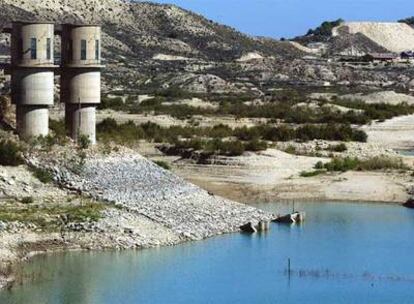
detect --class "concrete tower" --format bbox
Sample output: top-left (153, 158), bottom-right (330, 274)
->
top-left (60, 24), bottom-right (102, 145)
top-left (11, 22), bottom-right (56, 139)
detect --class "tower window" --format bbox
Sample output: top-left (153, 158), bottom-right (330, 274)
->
top-left (46, 38), bottom-right (51, 60)
top-left (80, 39), bottom-right (87, 60)
top-left (95, 39), bottom-right (100, 61)
top-left (18, 39), bottom-right (23, 60)
top-left (67, 39), bottom-right (73, 61)
top-left (30, 38), bottom-right (37, 60)
top-left (68, 40), bottom-right (73, 61)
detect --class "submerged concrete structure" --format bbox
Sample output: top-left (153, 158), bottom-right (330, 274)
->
top-left (61, 24), bottom-right (102, 144)
top-left (10, 22), bottom-right (57, 138)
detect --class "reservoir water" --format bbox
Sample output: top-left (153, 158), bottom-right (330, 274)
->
top-left (1, 201), bottom-right (414, 304)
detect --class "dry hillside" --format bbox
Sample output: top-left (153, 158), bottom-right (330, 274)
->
top-left (0, 0), bottom-right (301, 61)
top-left (333, 22), bottom-right (414, 53)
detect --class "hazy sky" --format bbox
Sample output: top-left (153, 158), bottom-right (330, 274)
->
top-left (150, 0), bottom-right (413, 38)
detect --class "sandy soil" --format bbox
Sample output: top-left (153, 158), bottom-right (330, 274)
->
top-left (144, 146), bottom-right (413, 204)
top-left (174, 163), bottom-right (411, 204)
top-left (363, 114), bottom-right (414, 149)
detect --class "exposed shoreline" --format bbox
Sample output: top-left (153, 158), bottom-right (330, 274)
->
top-left (3, 111), bottom-right (414, 290)
top-left (0, 149), bottom-right (273, 290)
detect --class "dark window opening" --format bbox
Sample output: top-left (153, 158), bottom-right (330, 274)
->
top-left (68, 40), bottom-right (73, 61)
top-left (95, 39), bottom-right (100, 61)
top-left (30, 38), bottom-right (37, 60)
top-left (80, 39), bottom-right (87, 60)
top-left (46, 38), bottom-right (51, 60)
top-left (18, 39), bottom-right (23, 60)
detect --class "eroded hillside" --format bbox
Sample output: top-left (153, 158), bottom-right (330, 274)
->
top-left (333, 22), bottom-right (414, 53)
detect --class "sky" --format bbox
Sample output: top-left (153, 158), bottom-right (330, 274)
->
top-left (150, 0), bottom-right (413, 38)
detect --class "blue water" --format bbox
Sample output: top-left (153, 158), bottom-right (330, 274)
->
top-left (1, 201), bottom-right (414, 304)
top-left (398, 150), bottom-right (414, 156)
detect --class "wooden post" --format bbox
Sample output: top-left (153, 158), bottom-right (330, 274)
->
top-left (288, 258), bottom-right (291, 276)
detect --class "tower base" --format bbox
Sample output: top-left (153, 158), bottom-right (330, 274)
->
top-left (16, 105), bottom-right (49, 139)
top-left (65, 104), bottom-right (96, 145)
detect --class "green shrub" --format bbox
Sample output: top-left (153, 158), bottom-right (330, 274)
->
top-left (30, 167), bottom-right (54, 183)
top-left (0, 140), bottom-right (25, 166)
top-left (284, 145), bottom-right (297, 155)
top-left (49, 119), bottom-right (68, 144)
top-left (318, 156), bottom-right (407, 172)
top-left (153, 160), bottom-right (171, 170)
top-left (98, 96), bottom-right (124, 110)
top-left (398, 16), bottom-right (414, 25)
top-left (306, 19), bottom-right (344, 37)
top-left (244, 139), bottom-right (268, 152)
top-left (327, 143), bottom-right (347, 152)
top-left (21, 197), bottom-right (34, 205)
top-left (78, 135), bottom-right (91, 150)
top-left (300, 170), bottom-right (325, 177)
top-left (64, 203), bottom-right (104, 222)
top-left (358, 156), bottom-right (408, 171)
top-left (314, 161), bottom-right (325, 169)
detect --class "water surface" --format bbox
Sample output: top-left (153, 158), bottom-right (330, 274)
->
top-left (1, 201), bottom-right (414, 304)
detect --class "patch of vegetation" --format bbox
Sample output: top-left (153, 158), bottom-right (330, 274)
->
top-left (300, 170), bottom-right (325, 177)
top-left (327, 143), bottom-right (347, 152)
top-left (0, 202), bottom-right (106, 232)
top-left (321, 156), bottom-right (408, 172)
top-left (170, 138), bottom-right (266, 156)
top-left (20, 197), bottom-right (34, 205)
top-left (63, 203), bottom-right (105, 223)
top-left (332, 98), bottom-right (414, 122)
top-left (283, 145), bottom-right (297, 155)
top-left (98, 96), bottom-right (125, 110)
top-left (398, 17), bottom-right (414, 26)
top-left (306, 19), bottom-right (344, 37)
top-left (99, 89), bottom-right (414, 126)
top-left (153, 160), bottom-right (171, 170)
top-left (301, 156), bottom-right (407, 177)
top-left (0, 96), bottom-right (11, 128)
top-left (78, 135), bottom-right (91, 150)
top-left (30, 120), bottom-right (68, 150)
top-left (97, 119), bottom-right (367, 150)
top-left (0, 139), bottom-right (26, 166)
top-left (29, 167), bottom-right (54, 184)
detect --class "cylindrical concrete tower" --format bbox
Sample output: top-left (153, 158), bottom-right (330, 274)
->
top-left (61, 24), bottom-right (102, 145)
top-left (11, 22), bottom-right (56, 138)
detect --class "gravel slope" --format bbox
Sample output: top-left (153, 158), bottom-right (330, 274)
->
top-left (36, 151), bottom-right (272, 241)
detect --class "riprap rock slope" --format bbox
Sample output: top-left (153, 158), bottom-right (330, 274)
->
top-left (34, 151), bottom-right (271, 240)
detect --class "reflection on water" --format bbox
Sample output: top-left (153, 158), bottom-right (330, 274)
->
top-left (1, 201), bottom-right (414, 304)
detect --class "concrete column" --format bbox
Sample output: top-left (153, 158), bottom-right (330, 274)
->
top-left (10, 22), bottom-right (57, 139)
top-left (65, 104), bottom-right (96, 144)
top-left (16, 106), bottom-right (49, 138)
top-left (61, 24), bottom-right (102, 145)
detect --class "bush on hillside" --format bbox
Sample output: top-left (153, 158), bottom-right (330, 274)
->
top-left (153, 160), bottom-right (171, 170)
top-left (327, 143), bottom-right (347, 152)
top-left (398, 17), bottom-right (414, 26)
top-left (0, 139), bottom-right (25, 166)
top-left (306, 19), bottom-right (344, 37)
top-left (318, 156), bottom-right (408, 172)
top-left (30, 167), bottom-right (54, 183)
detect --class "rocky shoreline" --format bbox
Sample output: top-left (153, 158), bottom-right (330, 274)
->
top-left (0, 148), bottom-right (274, 290)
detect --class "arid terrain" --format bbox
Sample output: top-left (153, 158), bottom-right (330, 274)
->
top-left (1, 0), bottom-right (414, 291)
